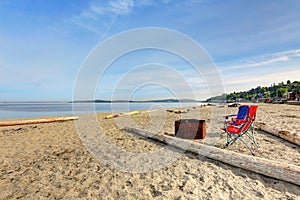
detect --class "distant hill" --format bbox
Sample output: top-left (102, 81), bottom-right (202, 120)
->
top-left (207, 80), bottom-right (300, 102)
top-left (72, 99), bottom-right (202, 103)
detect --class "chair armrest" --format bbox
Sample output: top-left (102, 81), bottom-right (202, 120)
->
top-left (224, 114), bottom-right (237, 119)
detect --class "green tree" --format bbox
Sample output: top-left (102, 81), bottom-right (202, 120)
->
top-left (276, 87), bottom-right (288, 98)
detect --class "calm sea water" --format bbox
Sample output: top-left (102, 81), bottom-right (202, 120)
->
top-left (0, 102), bottom-right (203, 119)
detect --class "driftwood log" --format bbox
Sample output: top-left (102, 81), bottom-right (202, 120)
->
top-left (255, 122), bottom-right (300, 146)
top-left (104, 111), bottom-right (139, 119)
top-left (0, 116), bottom-right (79, 127)
top-left (124, 127), bottom-right (300, 186)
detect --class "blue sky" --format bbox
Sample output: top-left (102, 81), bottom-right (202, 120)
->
top-left (0, 0), bottom-right (300, 101)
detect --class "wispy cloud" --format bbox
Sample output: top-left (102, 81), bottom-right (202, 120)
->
top-left (108, 0), bottom-right (134, 15)
top-left (71, 0), bottom-right (134, 35)
top-left (227, 56), bottom-right (290, 70)
top-left (224, 68), bottom-right (300, 88)
top-left (221, 49), bottom-right (300, 71)
top-left (272, 49), bottom-right (300, 58)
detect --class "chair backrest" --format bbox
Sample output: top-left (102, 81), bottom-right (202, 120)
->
top-left (238, 105), bottom-right (258, 133)
top-left (237, 105), bottom-right (249, 120)
top-left (248, 105), bottom-right (258, 121)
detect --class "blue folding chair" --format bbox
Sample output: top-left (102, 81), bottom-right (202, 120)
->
top-left (224, 105), bottom-right (249, 125)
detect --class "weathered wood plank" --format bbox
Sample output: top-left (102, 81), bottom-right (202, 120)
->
top-left (124, 127), bottom-right (300, 186)
top-left (256, 122), bottom-right (300, 146)
top-left (0, 116), bottom-right (79, 126)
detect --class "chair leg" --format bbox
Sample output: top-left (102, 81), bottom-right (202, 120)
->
top-left (238, 137), bottom-right (256, 156)
top-left (245, 128), bottom-right (259, 148)
top-left (224, 136), bottom-right (230, 148)
top-left (224, 132), bottom-right (258, 156)
top-left (224, 133), bottom-right (240, 148)
top-left (251, 126), bottom-right (259, 148)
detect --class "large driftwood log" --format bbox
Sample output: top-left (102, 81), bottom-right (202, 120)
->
top-left (124, 127), bottom-right (300, 186)
top-left (0, 116), bottom-right (79, 127)
top-left (255, 122), bottom-right (300, 146)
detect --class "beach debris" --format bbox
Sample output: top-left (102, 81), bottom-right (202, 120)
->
top-left (123, 111), bottom-right (139, 116)
top-left (279, 114), bottom-right (300, 119)
top-left (228, 103), bottom-right (240, 107)
top-left (165, 109), bottom-right (187, 114)
top-left (144, 109), bottom-right (158, 113)
top-left (207, 103), bottom-right (216, 106)
top-left (104, 111), bottom-right (139, 119)
top-left (165, 109), bottom-right (174, 112)
top-left (1, 125), bottom-right (38, 135)
top-left (255, 122), bottom-right (300, 146)
top-left (0, 116), bottom-right (79, 127)
top-left (104, 114), bottom-right (119, 119)
top-left (164, 132), bottom-right (175, 137)
top-left (124, 127), bottom-right (300, 186)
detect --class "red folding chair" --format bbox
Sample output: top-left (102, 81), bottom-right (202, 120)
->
top-left (222, 105), bottom-right (259, 155)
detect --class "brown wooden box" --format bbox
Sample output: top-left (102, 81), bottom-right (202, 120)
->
top-left (175, 119), bottom-right (206, 139)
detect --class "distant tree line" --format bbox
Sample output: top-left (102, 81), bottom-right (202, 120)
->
top-left (207, 80), bottom-right (300, 102)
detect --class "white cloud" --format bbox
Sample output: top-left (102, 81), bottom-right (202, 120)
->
top-left (221, 48), bottom-right (300, 71)
top-left (214, 49), bottom-right (300, 95)
top-left (224, 68), bottom-right (300, 89)
top-left (109, 0), bottom-right (134, 15)
top-left (71, 0), bottom-right (134, 35)
top-left (272, 49), bottom-right (300, 57)
top-left (228, 56), bottom-right (290, 70)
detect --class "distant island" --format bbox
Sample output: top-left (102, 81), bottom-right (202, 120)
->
top-left (72, 99), bottom-right (203, 103)
top-left (207, 80), bottom-right (300, 103)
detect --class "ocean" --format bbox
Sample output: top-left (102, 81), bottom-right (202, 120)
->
top-left (0, 102), bottom-right (203, 119)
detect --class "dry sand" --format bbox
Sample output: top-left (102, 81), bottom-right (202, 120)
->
top-left (0, 103), bottom-right (299, 199)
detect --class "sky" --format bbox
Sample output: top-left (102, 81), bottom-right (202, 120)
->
top-left (0, 0), bottom-right (300, 101)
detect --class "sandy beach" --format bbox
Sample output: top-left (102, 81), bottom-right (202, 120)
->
top-left (0, 103), bottom-right (299, 199)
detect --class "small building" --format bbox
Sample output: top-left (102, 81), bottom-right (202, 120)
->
top-left (287, 92), bottom-right (297, 101)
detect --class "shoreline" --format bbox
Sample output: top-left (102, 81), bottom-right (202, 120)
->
top-left (0, 102), bottom-right (209, 120)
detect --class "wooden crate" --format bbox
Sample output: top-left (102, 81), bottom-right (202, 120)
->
top-left (175, 119), bottom-right (206, 139)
